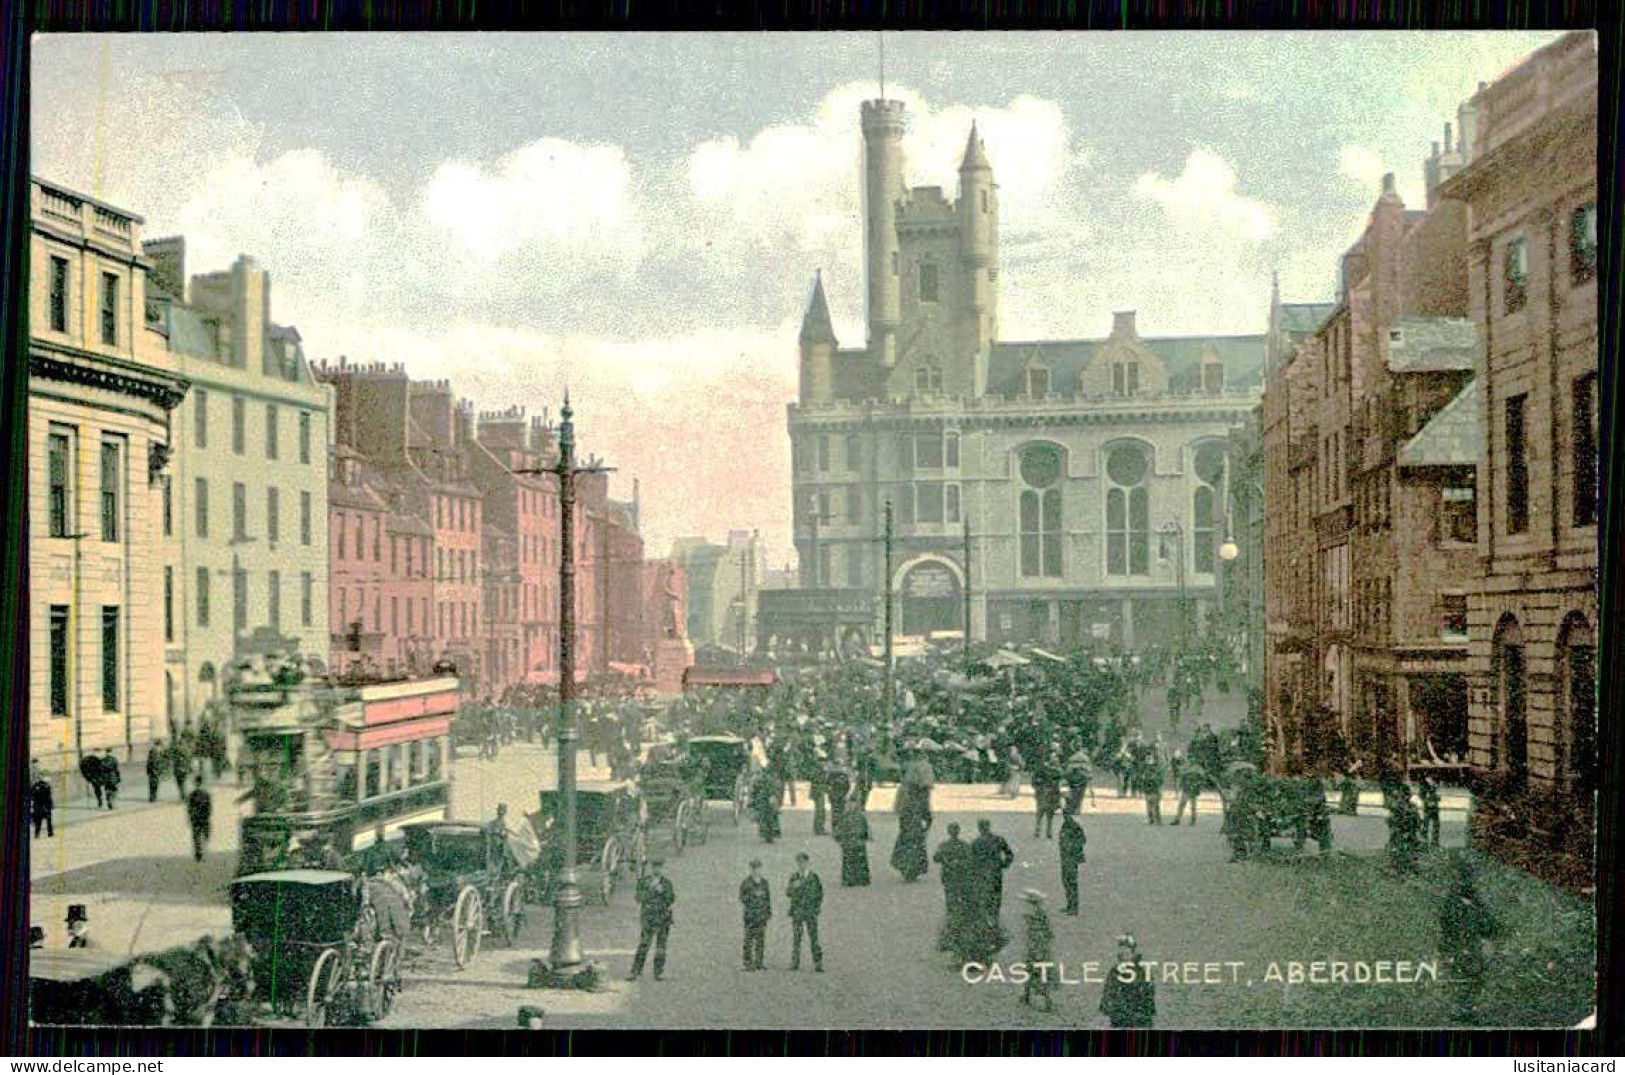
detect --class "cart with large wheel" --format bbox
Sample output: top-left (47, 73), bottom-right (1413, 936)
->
top-left (229, 869), bottom-right (402, 1028)
top-left (687, 735), bottom-right (753, 827)
top-left (399, 820), bottom-right (531, 967)
top-left (638, 757), bottom-right (708, 853)
top-left (529, 781), bottom-right (646, 905)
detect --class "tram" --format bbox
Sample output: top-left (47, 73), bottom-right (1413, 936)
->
top-left (231, 661), bottom-right (460, 876)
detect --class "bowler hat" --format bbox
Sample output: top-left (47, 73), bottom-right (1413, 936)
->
top-left (66, 905), bottom-right (87, 924)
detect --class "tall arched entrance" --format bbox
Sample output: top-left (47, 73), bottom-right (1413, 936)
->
top-left (897, 558), bottom-right (963, 637)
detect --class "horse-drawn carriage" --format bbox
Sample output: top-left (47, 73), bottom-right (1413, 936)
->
top-left (229, 869), bottom-right (403, 1027)
top-left (1218, 767), bottom-right (1333, 859)
top-left (530, 781), bottom-right (646, 904)
top-left (687, 735), bottom-right (753, 824)
top-left (30, 939), bottom-right (255, 1027)
top-left (400, 820), bottom-right (529, 968)
top-left (638, 755), bottom-right (709, 853)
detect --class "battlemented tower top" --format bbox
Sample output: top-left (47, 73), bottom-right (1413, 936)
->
top-left (861, 98), bottom-right (908, 131)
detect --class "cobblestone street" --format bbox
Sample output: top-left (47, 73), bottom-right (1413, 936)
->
top-left (32, 729), bottom-right (1593, 1030)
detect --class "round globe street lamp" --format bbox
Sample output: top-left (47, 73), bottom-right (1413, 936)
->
top-left (1219, 539), bottom-right (1240, 562)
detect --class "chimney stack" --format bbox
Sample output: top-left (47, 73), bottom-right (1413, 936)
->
top-left (1111, 310), bottom-right (1137, 339)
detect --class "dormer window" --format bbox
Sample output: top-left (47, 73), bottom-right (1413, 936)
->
top-left (1112, 362), bottom-right (1140, 397)
top-left (1202, 362), bottom-right (1225, 395)
top-left (915, 363), bottom-right (943, 393)
top-left (919, 261), bottom-right (939, 303)
top-left (1025, 367), bottom-right (1050, 398)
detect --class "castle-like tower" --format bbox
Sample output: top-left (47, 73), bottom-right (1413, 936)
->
top-left (803, 98), bottom-right (1001, 403)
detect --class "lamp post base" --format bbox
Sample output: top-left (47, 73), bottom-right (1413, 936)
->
top-left (527, 958), bottom-right (605, 992)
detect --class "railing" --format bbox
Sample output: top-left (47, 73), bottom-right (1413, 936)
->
top-left (37, 187), bottom-right (80, 224)
top-left (93, 206), bottom-right (133, 240)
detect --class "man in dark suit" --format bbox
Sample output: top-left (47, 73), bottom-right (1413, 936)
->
top-left (932, 822), bottom-right (976, 957)
top-left (739, 859), bottom-right (772, 970)
top-left (629, 859), bottom-right (677, 981)
top-left (786, 851), bottom-right (824, 972)
top-left (146, 740), bottom-right (167, 803)
top-left (100, 749), bottom-right (121, 809)
top-left (1059, 808), bottom-right (1087, 916)
top-left (971, 818), bottom-right (1015, 946)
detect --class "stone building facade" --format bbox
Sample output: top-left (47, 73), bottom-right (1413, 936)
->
top-left (29, 179), bottom-right (189, 767)
top-left (670, 530), bottom-right (765, 654)
top-left (145, 244), bottom-right (333, 730)
top-left (1440, 31), bottom-right (1597, 883)
top-left (789, 99), bottom-right (1264, 651)
top-left (1262, 134), bottom-right (1487, 773)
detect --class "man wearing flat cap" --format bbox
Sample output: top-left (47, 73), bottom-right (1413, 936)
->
top-left (739, 859), bottom-right (772, 971)
top-left (629, 859), bottom-right (676, 981)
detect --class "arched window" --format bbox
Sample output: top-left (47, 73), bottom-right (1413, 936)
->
top-left (1557, 613), bottom-right (1596, 794)
top-left (1105, 444), bottom-right (1150, 576)
top-left (1193, 443), bottom-right (1227, 574)
top-left (1492, 615), bottom-right (1527, 782)
top-left (1019, 444), bottom-right (1063, 578)
top-left (915, 362), bottom-right (943, 394)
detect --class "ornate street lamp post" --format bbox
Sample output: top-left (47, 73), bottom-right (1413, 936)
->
top-left (532, 393), bottom-right (611, 989)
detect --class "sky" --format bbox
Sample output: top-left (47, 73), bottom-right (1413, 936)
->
top-left (32, 31), bottom-right (1565, 567)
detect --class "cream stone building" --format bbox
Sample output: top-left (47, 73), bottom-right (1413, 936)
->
top-left (788, 100), bottom-right (1265, 650)
top-left (143, 241), bottom-right (333, 729)
top-left (28, 178), bottom-right (188, 768)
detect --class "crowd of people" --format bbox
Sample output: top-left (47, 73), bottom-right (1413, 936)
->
top-left (607, 645), bottom-right (1239, 1026)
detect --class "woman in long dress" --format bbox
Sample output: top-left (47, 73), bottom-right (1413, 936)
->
top-left (890, 753), bottom-right (934, 882)
top-left (836, 799), bottom-right (871, 886)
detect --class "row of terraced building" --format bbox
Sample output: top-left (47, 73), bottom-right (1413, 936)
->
top-left (1262, 31), bottom-right (1599, 886)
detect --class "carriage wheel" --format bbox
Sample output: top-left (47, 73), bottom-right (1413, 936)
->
top-left (305, 948), bottom-right (344, 1029)
top-left (452, 886), bottom-right (485, 969)
top-left (599, 838), bottom-right (622, 904)
top-left (365, 939), bottom-right (400, 1023)
top-left (499, 880), bottom-right (525, 946)
top-left (673, 800), bottom-right (691, 855)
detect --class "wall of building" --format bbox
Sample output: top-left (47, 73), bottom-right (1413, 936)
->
top-left (29, 180), bottom-right (185, 766)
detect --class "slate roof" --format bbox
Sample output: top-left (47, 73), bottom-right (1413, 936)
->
top-left (988, 333), bottom-right (1267, 396)
top-left (1279, 302), bottom-right (1336, 337)
top-left (1399, 378), bottom-right (1483, 467)
top-left (166, 305), bottom-right (219, 360)
top-left (800, 273), bottom-right (836, 343)
top-left (1387, 317), bottom-right (1478, 373)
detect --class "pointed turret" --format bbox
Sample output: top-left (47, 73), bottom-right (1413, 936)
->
top-left (799, 271), bottom-right (836, 405)
top-left (800, 270), bottom-right (837, 344)
top-left (958, 121), bottom-right (998, 359)
top-left (960, 121), bottom-right (992, 173)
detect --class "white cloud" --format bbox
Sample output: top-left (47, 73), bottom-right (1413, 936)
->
top-left (1337, 144), bottom-right (1387, 191)
top-left (172, 149), bottom-right (397, 319)
top-left (423, 138), bottom-right (642, 265)
top-left (1133, 149), bottom-right (1277, 243)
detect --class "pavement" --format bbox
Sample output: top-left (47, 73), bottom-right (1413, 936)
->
top-left (35, 720), bottom-right (1572, 1030)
